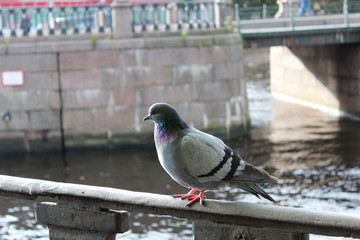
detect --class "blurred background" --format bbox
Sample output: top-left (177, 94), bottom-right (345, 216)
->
top-left (1, 0), bottom-right (360, 239)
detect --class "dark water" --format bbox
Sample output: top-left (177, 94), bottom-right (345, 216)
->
top-left (1, 49), bottom-right (360, 240)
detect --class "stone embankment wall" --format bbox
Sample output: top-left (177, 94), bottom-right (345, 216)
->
top-left (271, 44), bottom-right (360, 116)
top-left (0, 33), bottom-right (248, 154)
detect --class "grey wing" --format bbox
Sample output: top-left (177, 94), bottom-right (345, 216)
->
top-left (179, 130), bottom-right (242, 183)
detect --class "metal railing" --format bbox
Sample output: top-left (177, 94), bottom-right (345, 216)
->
top-left (233, 1), bottom-right (360, 20)
top-left (234, 4), bottom-right (279, 20)
top-left (0, 4), bottom-right (112, 37)
top-left (131, 1), bottom-right (224, 32)
top-left (0, 174), bottom-right (360, 239)
top-left (2, 0), bottom-right (360, 38)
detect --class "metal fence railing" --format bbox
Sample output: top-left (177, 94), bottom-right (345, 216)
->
top-left (2, 0), bottom-right (360, 38)
top-left (233, 1), bottom-right (360, 20)
top-left (130, 1), bottom-right (226, 32)
top-left (0, 4), bottom-right (112, 37)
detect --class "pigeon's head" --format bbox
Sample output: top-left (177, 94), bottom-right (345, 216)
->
top-left (143, 103), bottom-right (188, 130)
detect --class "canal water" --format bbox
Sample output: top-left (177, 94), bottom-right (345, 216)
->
top-left (1, 49), bottom-right (360, 240)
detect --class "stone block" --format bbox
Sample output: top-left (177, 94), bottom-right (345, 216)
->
top-left (188, 102), bottom-right (206, 129)
top-left (205, 100), bottom-right (228, 120)
top-left (53, 40), bottom-right (93, 52)
top-left (29, 110), bottom-right (60, 131)
top-left (63, 109), bottom-right (95, 133)
top-left (112, 88), bottom-right (136, 106)
top-left (62, 89), bottom-right (111, 109)
top-left (119, 49), bottom-right (137, 67)
top-left (94, 106), bottom-right (135, 129)
top-left (214, 62), bottom-right (233, 81)
top-left (230, 61), bottom-right (244, 81)
top-left (174, 64), bottom-right (214, 84)
top-left (0, 44), bottom-right (6, 55)
top-left (0, 54), bottom-right (57, 72)
top-left (195, 81), bottom-right (232, 101)
top-left (181, 47), bottom-right (212, 65)
top-left (144, 36), bottom-right (184, 49)
top-left (21, 72), bottom-right (59, 90)
top-left (229, 44), bottom-right (243, 62)
top-left (60, 51), bottom-right (119, 71)
top-left (185, 35), bottom-right (213, 48)
top-left (99, 68), bottom-right (133, 89)
top-left (140, 84), bottom-right (197, 105)
top-left (61, 70), bottom-right (101, 90)
top-left (7, 40), bottom-right (92, 54)
top-left (211, 44), bottom-right (243, 65)
top-left (117, 49), bottom-right (149, 68)
top-left (212, 34), bottom-right (241, 46)
top-left (145, 48), bottom-right (182, 67)
top-left (145, 47), bottom-right (211, 68)
top-left (0, 90), bottom-right (59, 111)
top-left (132, 67), bottom-right (172, 87)
top-left (0, 111), bottom-right (29, 131)
top-left (211, 46), bottom-right (228, 63)
top-left (96, 38), bottom-right (145, 51)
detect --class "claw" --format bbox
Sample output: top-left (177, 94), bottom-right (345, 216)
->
top-left (173, 188), bottom-right (197, 200)
top-left (186, 190), bottom-right (206, 207)
top-left (173, 189), bottom-right (206, 206)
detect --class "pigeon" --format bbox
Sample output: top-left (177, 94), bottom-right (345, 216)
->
top-left (144, 103), bottom-right (276, 206)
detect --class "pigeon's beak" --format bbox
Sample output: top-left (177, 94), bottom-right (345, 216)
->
top-left (143, 114), bottom-right (151, 121)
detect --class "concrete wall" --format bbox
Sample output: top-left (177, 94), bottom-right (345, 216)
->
top-left (0, 33), bottom-right (248, 154)
top-left (270, 44), bottom-right (360, 116)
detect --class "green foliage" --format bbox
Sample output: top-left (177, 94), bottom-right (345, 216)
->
top-left (181, 30), bottom-right (188, 42)
top-left (91, 35), bottom-right (97, 50)
top-left (225, 16), bottom-right (232, 30)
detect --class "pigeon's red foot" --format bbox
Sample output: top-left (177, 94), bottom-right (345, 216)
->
top-left (173, 189), bottom-right (206, 206)
top-left (173, 188), bottom-right (197, 200)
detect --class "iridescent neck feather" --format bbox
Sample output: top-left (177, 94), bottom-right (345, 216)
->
top-left (155, 117), bottom-right (188, 144)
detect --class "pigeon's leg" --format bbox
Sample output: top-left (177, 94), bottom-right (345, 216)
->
top-left (186, 190), bottom-right (206, 207)
top-left (173, 188), bottom-right (197, 200)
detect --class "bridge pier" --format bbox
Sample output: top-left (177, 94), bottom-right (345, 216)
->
top-left (270, 43), bottom-right (360, 116)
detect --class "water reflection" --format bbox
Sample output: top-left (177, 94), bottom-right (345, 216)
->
top-left (1, 49), bottom-right (360, 239)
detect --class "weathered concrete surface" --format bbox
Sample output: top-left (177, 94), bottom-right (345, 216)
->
top-left (0, 33), bottom-right (248, 154)
top-left (193, 220), bottom-right (309, 240)
top-left (36, 202), bottom-right (129, 240)
top-left (1, 174), bottom-right (360, 239)
top-left (270, 43), bottom-right (360, 116)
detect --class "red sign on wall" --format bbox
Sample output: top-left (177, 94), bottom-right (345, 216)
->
top-left (1, 71), bottom-right (24, 87)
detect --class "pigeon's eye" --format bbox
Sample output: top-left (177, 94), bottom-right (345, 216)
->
top-left (153, 109), bottom-right (159, 114)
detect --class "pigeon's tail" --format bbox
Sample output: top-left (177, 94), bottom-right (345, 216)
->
top-left (237, 182), bottom-right (276, 203)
